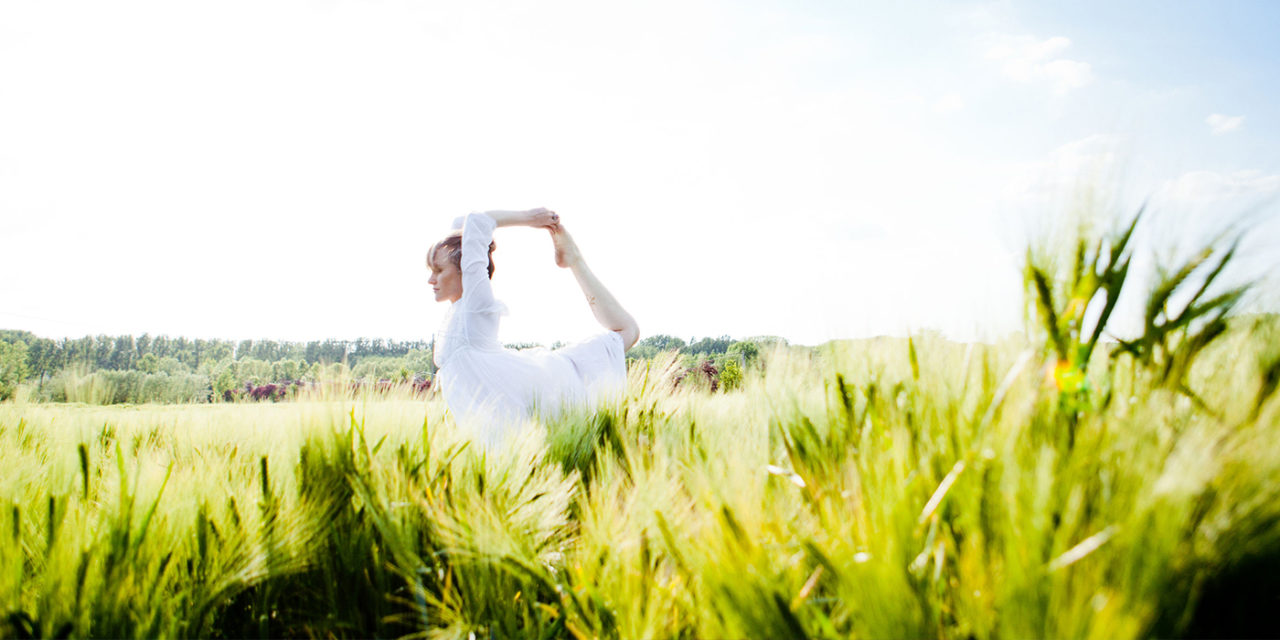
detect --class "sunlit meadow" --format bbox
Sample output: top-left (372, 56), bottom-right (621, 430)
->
top-left (3, 207), bottom-right (1280, 639)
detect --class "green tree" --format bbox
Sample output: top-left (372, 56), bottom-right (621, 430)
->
top-left (305, 341), bottom-right (321, 364)
top-left (205, 341), bottom-right (233, 364)
top-left (273, 360), bottom-right (302, 382)
top-left (685, 335), bottom-right (733, 355)
top-left (252, 340), bottom-right (284, 361)
top-left (406, 348), bottom-right (435, 376)
top-left (172, 337), bottom-right (195, 368)
top-left (627, 345), bottom-right (660, 360)
top-left (137, 353), bottom-right (160, 374)
top-left (0, 341), bottom-right (30, 401)
top-left (637, 334), bottom-right (687, 352)
top-left (24, 338), bottom-right (58, 386)
top-left (93, 335), bottom-right (113, 369)
top-left (727, 341), bottom-right (760, 365)
top-left (111, 334), bottom-right (136, 370)
top-left (719, 358), bottom-right (744, 391)
top-left (193, 339), bottom-right (209, 367)
top-left (136, 333), bottom-right (152, 358)
top-left (70, 335), bottom-right (90, 367)
top-left (151, 335), bottom-right (170, 359)
top-left (743, 335), bottom-right (789, 347)
top-left (213, 367), bottom-right (239, 400)
top-left (157, 356), bottom-right (189, 375)
top-left (237, 358), bottom-right (273, 384)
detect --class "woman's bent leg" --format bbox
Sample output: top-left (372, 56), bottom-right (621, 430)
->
top-left (550, 225), bottom-right (640, 350)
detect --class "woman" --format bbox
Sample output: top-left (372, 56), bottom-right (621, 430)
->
top-left (427, 208), bottom-right (639, 449)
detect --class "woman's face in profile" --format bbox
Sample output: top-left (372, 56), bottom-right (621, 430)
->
top-left (427, 250), bottom-right (462, 303)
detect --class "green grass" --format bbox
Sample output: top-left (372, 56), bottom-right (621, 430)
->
top-left (1, 323), bottom-right (1278, 638)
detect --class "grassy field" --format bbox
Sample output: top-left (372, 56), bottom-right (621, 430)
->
top-left (2, 209), bottom-right (1278, 638)
top-left (2, 323), bottom-right (1278, 638)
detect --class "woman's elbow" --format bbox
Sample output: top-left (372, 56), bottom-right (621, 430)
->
top-left (618, 323), bottom-right (639, 352)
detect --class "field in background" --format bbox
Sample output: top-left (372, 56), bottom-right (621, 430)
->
top-left (2, 325), bottom-right (1278, 638)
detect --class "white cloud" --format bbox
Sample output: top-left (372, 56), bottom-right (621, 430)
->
top-left (984, 34), bottom-right (1094, 94)
top-left (1040, 59), bottom-right (1093, 94)
top-left (1158, 169), bottom-right (1280, 203)
top-left (1149, 170), bottom-right (1280, 286)
top-left (934, 93), bottom-right (965, 113)
top-left (1206, 113), bottom-right (1245, 134)
top-left (999, 133), bottom-right (1123, 206)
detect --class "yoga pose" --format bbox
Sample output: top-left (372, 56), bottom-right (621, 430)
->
top-left (427, 208), bottom-right (639, 449)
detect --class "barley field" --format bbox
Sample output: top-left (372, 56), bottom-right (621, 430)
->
top-left (2, 322), bottom-right (1278, 639)
top-left (4, 212), bottom-right (1280, 638)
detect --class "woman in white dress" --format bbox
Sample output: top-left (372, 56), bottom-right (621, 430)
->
top-left (427, 208), bottom-right (640, 449)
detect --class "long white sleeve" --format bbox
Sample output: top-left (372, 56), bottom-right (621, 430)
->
top-left (459, 212), bottom-right (498, 312)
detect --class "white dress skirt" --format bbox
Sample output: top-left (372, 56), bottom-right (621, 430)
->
top-left (433, 212), bottom-right (626, 450)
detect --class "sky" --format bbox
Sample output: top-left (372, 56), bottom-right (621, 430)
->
top-left (2, 0), bottom-right (1277, 347)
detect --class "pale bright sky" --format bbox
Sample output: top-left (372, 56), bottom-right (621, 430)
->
top-left (2, 1), bottom-right (1278, 346)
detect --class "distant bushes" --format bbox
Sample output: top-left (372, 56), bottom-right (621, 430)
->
top-left (350, 350), bottom-right (432, 381)
top-left (238, 382), bottom-right (290, 402)
top-left (22, 357), bottom-right (439, 405)
top-left (674, 360), bottom-right (722, 391)
top-left (222, 378), bottom-right (434, 403)
top-left (33, 371), bottom-right (437, 405)
top-left (631, 335), bottom-right (771, 393)
top-left (41, 369), bottom-right (212, 404)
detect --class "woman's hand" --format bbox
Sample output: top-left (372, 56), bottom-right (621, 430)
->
top-left (526, 207), bottom-right (560, 228)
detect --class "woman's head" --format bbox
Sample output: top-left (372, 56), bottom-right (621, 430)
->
top-left (427, 231), bottom-right (496, 303)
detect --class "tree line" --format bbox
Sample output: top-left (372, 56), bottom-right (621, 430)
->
top-left (0, 329), bottom-right (788, 402)
top-left (0, 330), bottom-right (431, 383)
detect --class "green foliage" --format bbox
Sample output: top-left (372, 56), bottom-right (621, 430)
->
top-left (1025, 205), bottom-right (1250, 419)
top-left (1025, 207), bottom-right (1139, 376)
top-left (727, 340), bottom-right (760, 365)
top-left (625, 344), bottom-right (660, 360)
top-left (41, 369), bottom-right (211, 404)
top-left (213, 367), bottom-right (239, 400)
top-left (350, 350), bottom-right (432, 381)
top-left (636, 334), bottom-right (687, 352)
top-left (235, 358), bottom-right (275, 385)
top-left (2, 325), bottom-right (785, 403)
top-left (719, 359), bottom-right (744, 391)
top-left (156, 356), bottom-right (190, 376)
top-left (0, 340), bottom-right (30, 401)
top-left (136, 353), bottom-right (159, 374)
top-left (0, 333), bottom-right (434, 386)
top-left (1248, 313), bottom-right (1280, 419)
top-left (743, 335), bottom-right (790, 347)
top-left (685, 335), bottom-right (733, 356)
top-left (271, 359), bottom-right (303, 382)
top-left (322, 362), bottom-right (349, 380)
top-left (1115, 236), bottom-right (1248, 394)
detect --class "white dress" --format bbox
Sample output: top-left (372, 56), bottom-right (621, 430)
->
top-left (433, 212), bottom-right (626, 449)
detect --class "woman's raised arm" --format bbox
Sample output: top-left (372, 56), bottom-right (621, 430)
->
top-left (484, 208), bottom-right (560, 229)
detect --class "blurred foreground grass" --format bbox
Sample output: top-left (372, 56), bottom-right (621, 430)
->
top-left (1, 322), bottom-right (1278, 638)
